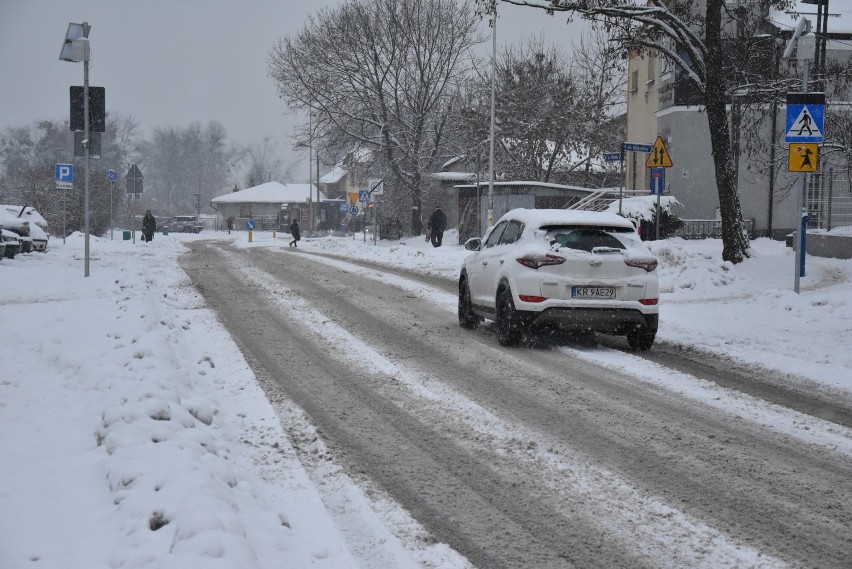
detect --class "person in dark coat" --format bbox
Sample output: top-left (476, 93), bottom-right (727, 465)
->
top-left (427, 206), bottom-right (447, 248)
top-left (142, 210), bottom-right (157, 243)
top-left (289, 218), bottom-right (301, 247)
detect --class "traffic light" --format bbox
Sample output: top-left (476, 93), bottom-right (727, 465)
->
top-left (69, 86), bottom-right (105, 132)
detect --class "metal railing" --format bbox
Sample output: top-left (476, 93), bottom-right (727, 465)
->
top-left (672, 218), bottom-right (755, 240)
top-left (806, 169), bottom-right (852, 231)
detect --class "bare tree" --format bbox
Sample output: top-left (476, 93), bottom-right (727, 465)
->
top-left (137, 121), bottom-right (240, 214)
top-left (477, 0), bottom-right (797, 263)
top-left (268, 0), bottom-right (482, 234)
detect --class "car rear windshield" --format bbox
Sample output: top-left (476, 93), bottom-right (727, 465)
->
top-left (544, 225), bottom-right (632, 252)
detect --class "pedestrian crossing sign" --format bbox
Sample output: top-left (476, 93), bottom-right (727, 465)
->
top-left (788, 143), bottom-right (818, 173)
top-left (785, 93), bottom-right (825, 143)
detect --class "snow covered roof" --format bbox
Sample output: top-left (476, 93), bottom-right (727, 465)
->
top-left (432, 171), bottom-right (477, 182)
top-left (770, 1), bottom-right (852, 35)
top-left (319, 165), bottom-right (346, 184)
top-left (210, 182), bottom-right (323, 207)
top-left (452, 180), bottom-right (620, 194)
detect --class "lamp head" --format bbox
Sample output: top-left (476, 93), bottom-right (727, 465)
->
top-left (59, 22), bottom-right (91, 62)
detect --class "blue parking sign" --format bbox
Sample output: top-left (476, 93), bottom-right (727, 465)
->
top-left (55, 163), bottom-right (74, 188)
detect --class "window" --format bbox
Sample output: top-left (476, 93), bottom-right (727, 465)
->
top-left (647, 56), bottom-right (656, 85)
top-left (548, 227), bottom-right (627, 252)
top-left (484, 221), bottom-right (508, 248)
top-left (630, 70), bottom-right (639, 93)
top-left (240, 205), bottom-right (252, 217)
top-left (498, 220), bottom-right (524, 245)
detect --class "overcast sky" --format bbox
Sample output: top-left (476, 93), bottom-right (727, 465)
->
top-left (0, 0), bottom-right (583, 178)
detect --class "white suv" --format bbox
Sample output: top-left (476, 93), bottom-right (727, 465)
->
top-left (458, 209), bottom-right (660, 349)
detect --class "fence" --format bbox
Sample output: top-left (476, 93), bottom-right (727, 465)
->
top-left (806, 169), bottom-right (852, 231)
top-left (672, 218), bottom-right (756, 240)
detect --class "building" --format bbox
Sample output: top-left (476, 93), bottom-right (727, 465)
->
top-left (210, 182), bottom-right (322, 231)
top-left (624, 0), bottom-right (852, 237)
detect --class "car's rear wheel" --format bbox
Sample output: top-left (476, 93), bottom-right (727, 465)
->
top-left (458, 277), bottom-right (481, 330)
top-left (627, 327), bottom-right (656, 351)
top-left (496, 287), bottom-right (523, 347)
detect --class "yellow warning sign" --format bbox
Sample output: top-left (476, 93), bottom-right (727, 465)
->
top-left (788, 143), bottom-right (818, 173)
top-left (645, 136), bottom-right (673, 168)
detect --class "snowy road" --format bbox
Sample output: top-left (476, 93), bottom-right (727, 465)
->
top-left (181, 241), bottom-right (852, 569)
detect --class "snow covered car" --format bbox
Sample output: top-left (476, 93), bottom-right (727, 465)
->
top-left (458, 208), bottom-right (660, 349)
top-left (0, 206), bottom-right (49, 252)
top-left (1, 229), bottom-right (21, 259)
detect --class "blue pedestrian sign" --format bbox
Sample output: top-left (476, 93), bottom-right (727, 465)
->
top-left (350, 205), bottom-right (360, 216)
top-left (55, 163), bottom-right (74, 189)
top-left (358, 190), bottom-right (369, 202)
top-left (650, 167), bottom-right (665, 195)
top-left (785, 93), bottom-right (825, 143)
top-left (106, 169), bottom-right (116, 182)
top-left (245, 219), bottom-right (256, 230)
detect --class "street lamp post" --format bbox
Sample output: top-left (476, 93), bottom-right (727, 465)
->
top-left (59, 22), bottom-right (92, 277)
top-left (488, 6), bottom-right (497, 227)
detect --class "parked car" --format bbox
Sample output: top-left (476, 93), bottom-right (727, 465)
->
top-left (458, 208), bottom-right (660, 349)
top-left (0, 206), bottom-right (49, 252)
top-left (1, 229), bottom-right (21, 259)
top-left (168, 215), bottom-right (203, 233)
top-left (0, 236), bottom-right (6, 260)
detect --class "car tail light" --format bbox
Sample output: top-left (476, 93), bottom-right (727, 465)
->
top-left (516, 254), bottom-right (565, 269)
top-left (625, 257), bottom-right (658, 272)
top-left (639, 298), bottom-right (658, 306)
top-left (518, 295), bottom-right (547, 303)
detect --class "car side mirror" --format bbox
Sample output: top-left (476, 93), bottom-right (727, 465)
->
top-left (464, 237), bottom-right (481, 251)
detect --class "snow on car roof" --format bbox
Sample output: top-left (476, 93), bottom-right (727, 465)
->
top-left (0, 205), bottom-right (47, 226)
top-left (498, 208), bottom-right (636, 230)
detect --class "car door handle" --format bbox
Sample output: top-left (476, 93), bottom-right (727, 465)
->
top-left (482, 261), bottom-right (488, 266)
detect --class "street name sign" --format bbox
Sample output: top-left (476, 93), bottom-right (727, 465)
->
top-left (622, 142), bottom-right (653, 153)
top-left (603, 152), bottom-right (623, 162)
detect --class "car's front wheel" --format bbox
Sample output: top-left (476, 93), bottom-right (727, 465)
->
top-left (496, 287), bottom-right (524, 347)
top-left (627, 327), bottom-right (656, 351)
top-left (458, 277), bottom-right (482, 330)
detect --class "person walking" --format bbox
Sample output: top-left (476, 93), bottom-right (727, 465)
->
top-left (427, 205), bottom-right (447, 248)
top-left (142, 210), bottom-right (157, 243)
top-left (289, 218), bottom-right (301, 247)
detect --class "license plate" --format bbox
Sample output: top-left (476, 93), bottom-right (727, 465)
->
top-left (572, 286), bottom-right (615, 299)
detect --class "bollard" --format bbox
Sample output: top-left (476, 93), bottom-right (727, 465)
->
top-left (272, 230), bottom-right (277, 239)
top-left (248, 230), bottom-right (253, 243)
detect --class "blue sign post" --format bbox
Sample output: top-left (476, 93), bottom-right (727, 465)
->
top-left (650, 167), bottom-right (665, 195)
